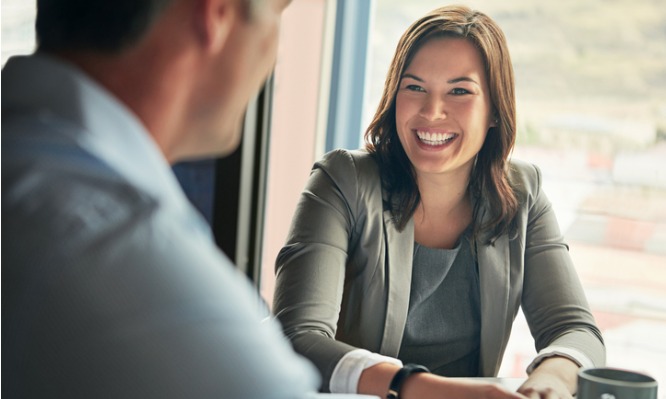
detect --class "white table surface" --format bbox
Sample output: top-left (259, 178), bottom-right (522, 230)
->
top-left (309, 377), bottom-right (526, 398)
top-left (307, 394), bottom-right (379, 399)
top-left (460, 377), bottom-right (526, 391)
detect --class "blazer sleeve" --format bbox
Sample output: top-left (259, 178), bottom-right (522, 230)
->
top-left (273, 149), bottom-right (363, 392)
top-left (514, 161), bottom-right (606, 369)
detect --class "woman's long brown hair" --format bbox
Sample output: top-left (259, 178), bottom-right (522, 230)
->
top-left (364, 5), bottom-right (518, 243)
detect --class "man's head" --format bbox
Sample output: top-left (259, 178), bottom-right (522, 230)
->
top-left (36, 0), bottom-right (291, 162)
top-left (36, 0), bottom-right (175, 53)
top-left (183, 0), bottom-right (291, 160)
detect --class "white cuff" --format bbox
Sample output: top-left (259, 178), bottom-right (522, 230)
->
top-left (330, 349), bottom-right (403, 394)
top-left (526, 345), bottom-right (595, 374)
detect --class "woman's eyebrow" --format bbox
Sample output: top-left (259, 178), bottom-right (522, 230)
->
top-left (401, 73), bottom-right (423, 81)
top-left (448, 76), bottom-right (480, 85)
top-left (401, 73), bottom-right (480, 86)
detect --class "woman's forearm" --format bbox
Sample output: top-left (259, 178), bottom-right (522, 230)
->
top-left (358, 362), bottom-right (403, 397)
top-left (359, 362), bottom-right (528, 399)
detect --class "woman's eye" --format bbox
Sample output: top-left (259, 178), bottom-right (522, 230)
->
top-left (451, 88), bottom-right (470, 95)
top-left (405, 84), bottom-right (425, 92)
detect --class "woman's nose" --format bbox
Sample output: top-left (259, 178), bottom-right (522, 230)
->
top-left (419, 94), bottom-right (447, 120)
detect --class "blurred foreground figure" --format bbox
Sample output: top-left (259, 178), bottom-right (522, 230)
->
top-left (2, 0), bottom-right (319, 397)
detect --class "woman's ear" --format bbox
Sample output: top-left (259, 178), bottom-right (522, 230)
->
top-left (195, 0), bottom-right (237, 54)
top-left (489, 112), bottom-right (499, 128)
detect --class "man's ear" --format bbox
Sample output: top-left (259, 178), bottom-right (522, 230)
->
top-left (195, 0), bottom-right (238, 54)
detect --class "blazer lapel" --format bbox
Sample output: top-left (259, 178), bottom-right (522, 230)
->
top-left (379, 210), bottom-right (414, 356)
top-left (475, 202), bottom-right (512, 376)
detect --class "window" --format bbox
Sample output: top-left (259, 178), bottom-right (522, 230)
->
top-left (366, 0), bottom-right (666, 385)
top-left (259, 0), bottom-right (334, 301)
top-left (1, 1), bottom-right (36, 65)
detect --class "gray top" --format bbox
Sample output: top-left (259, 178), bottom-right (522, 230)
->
top-left (399, 234), bottom-right (480, 377)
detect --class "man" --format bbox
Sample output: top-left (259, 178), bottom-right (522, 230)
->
top-left (2, 0), bottom-right (320, 397)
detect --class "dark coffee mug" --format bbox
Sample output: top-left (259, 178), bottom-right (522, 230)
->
top-left (577, 367), bottom-right (658, 399)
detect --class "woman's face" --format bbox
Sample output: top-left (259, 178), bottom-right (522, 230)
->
top-left (395, 37), bottom-right (495, 180)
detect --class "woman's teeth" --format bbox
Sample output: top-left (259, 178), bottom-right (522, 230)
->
top-left (416, 130), bottom-right (456, 145)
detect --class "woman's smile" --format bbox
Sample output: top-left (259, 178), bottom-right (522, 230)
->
top-left (413, 128), bottom-right (459, 149)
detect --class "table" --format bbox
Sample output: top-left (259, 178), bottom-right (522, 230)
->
top-left (309, 377), bottom-right (526, 398)
top-left (460, 377), bottom-right (526, 391)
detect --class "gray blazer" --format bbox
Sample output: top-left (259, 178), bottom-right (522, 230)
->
top-left (274, 149), bottom-right (605, 391)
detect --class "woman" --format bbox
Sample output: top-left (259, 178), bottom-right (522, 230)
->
top-left (273, 6), bottom-right (605, 399)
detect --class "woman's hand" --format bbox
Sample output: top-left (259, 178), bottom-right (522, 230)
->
top-left (517, 356), bottom-right (579, 399)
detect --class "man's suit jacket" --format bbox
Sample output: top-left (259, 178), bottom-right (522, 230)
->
top-left (274, 148), bottom-right (605, 391)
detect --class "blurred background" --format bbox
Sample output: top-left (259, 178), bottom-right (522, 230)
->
top-left (365, 0), bottom-right (666, 389)
top-left (4, 0), bottom-right (664, 394)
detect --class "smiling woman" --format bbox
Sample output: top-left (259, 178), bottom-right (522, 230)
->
top-left (272, 6), bottom-right (605, 399)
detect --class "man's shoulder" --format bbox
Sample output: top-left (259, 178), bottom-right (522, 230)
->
top-left (3, 138), bottom-right (157, 255)
top-left (3, 129), bottom-right (148, 212)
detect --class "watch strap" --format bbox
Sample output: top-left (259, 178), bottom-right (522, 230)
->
top-left (386, 363), bottom-right (430, 399)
